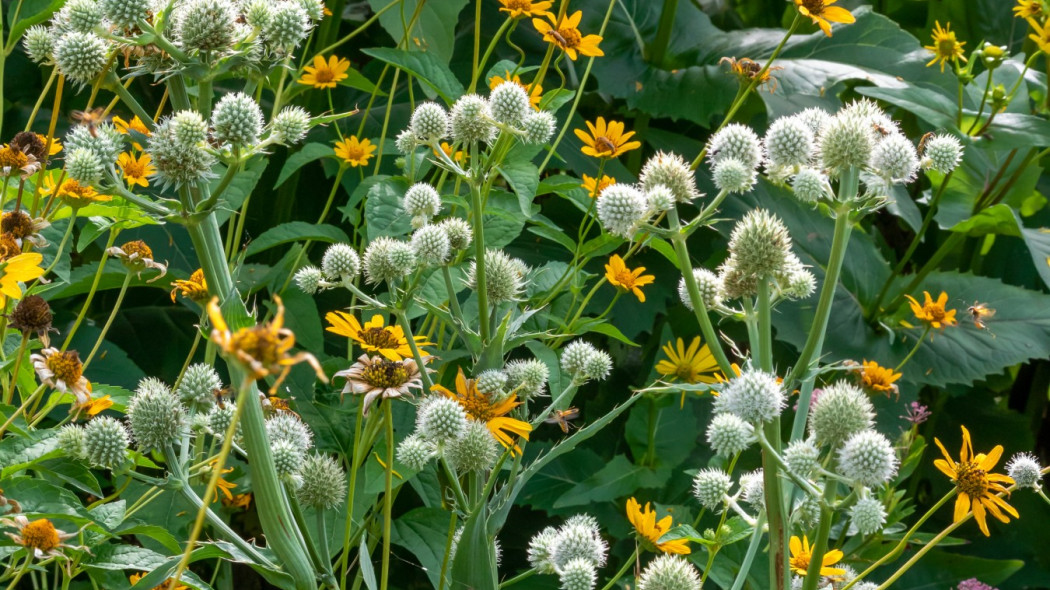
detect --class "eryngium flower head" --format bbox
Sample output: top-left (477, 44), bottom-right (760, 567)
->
top-left (297, 453), bottom-right (347, 510)
top-left (764, 116), bottom-right (814, 169)
top-left (321, 243), bottom-right (360, 282)
top-left (809, 381), bottom-right (874, 448)
top-left (440, 217), bottom-right (472, 250)
top-left (266, 412), bottom-right (314, 449)
top-left (403, 183), bottom-right (442, 219)
top-left (416, 396), bottom-right (468, 442)
top-left (837, 430), bottom-right (898, 486)
top-left (783, 439), bottom-right (820, 478)
top-left (528, 526), bottom-right (560, 574)
top-left (707, 123), bottom-right (762, 171)
top-left (678, 267), bottom-right (724, 310)
top-left (639, 151), bottom-right (701, 203)
top-left (174, 0), bottom-right (236, 52)
top-left (272, 438), bottom-right (305, 484)
top-left (692, 468), bottom-right (732, 510)
top-left (294, 265), bottom-right (323, 294)
top-left (271, 106), bottom-right (311, 145)
top-left (596, 184), bottom-right (647, 238)
top-left (57, 0), bottom-right (104, 33)
top-left (296, 0), bottom-right (324, 22)
top-left (53, 32), bottom-right (108, 85)
top-left (177, 363), bottom-right (223, 408)
top-left (549, 523), bottom-right (607, 569)
top-left (65, 123), bottom-right (122, 164)
top-left (793, 488), bottom-right (822, 529)
top-left (23, 26), bottom-right (53, 63)
top-left (505, 359), bottom-right (549, 400)
top-left (127, 379), bottom-right (185, 452)
top-left (410, 102), bottom-right (449, 142)
top-left (450, 94), bottom-right (497, 144)
top-left (645, 184), bottom-right (675, 213)
top-left (57, 424), bottom-right (87, 460)
top-left (850, 496), bottom-right (887, 535)
top-left (638, 554), bottom-right (702, 590)
top-left (922, 134), bottom-right (964, 174)
top-left (706, 412), bottom-right (755, 456)
top-left (467, 249), bottom-right (527, 302)
top-left (396, 434), bottom-right (437, 471)
top-left (558, 558), bottom-right (598, 590)
top-left (65, 148), bottom-right (104, 185)
top-left (213, 92), bottom-right (264, 146)
top-left (489, 81), bottom-right (530, 126)
top-left (713, 366), bottom-right (785, 424)
top-left (1006, 452), bottom-right (1043, 489)
top-left (740, 469), bottom-right (764, 508)
top-left (560, 340), bottom-right (612, 383)
top-left (727, 209), bottom-right (792, 278)
top-left (791, 167), bottom-right (830, 203)
top-left (522, 111), bottom-right (556, 145)
top-left (83, 415), bottom-right (129, 469)
top-left (777, 256), bottom-right (816, 300)
top-left (796, 107), bottom-right (831, 137)
top-left (147, 114), bottom-right (216, 188)
top-left (207, 405), bottom-right (243, 443)
top-left (395, 129), bottom-right (417, 154)
top-left (99, 0), bottom-right (150, 28)
top-left (363, 237), bottom-right (415, 284)
top-left (712, 157), bottom-right (756, 194)
top-left (820, 112), bottom-right (875, 172)
top-left (871, 133), bottom-right (919, 183)
top-left (447, 420), bottom-right (500, 473)
top-left (262, 2), bottom-right (311, 51)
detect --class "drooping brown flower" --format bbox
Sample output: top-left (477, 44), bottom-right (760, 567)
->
top-left (8, 294), bottom-right (56, 346)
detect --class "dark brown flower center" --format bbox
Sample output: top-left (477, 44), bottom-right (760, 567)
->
top-left (10, 131), bottom-right (46, 161)
top-left (2, 211), bottom-right (34, 239)
top-left (46, 350), bottom-right (83, 384)
top-left (555, 26), bottom-right (582, 49)
top-left (21, 519), bottom-right (60, 551)
top-left (362, 327), bottom-right (401, 350)
top-left (120, 239), bottom-right (154, 260)
top-left (362, 360), bottom-right (408, 388)
top-left (800, 0), bottom-right (826, 13)
top-left (0, 232), bottom-right (20, 261)
top-left (956, 461), bottom-right (990, 498)
top-left (10, 295), bottom-right (53, 335)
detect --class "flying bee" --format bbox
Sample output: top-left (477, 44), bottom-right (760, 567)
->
top-left (71, 107), bottom-right (108, 137)
top-left (917, 132), bottom-right (935, 157)
top-left (967, 301), bottom-right (996, 330)
top-left (544, 407), bottom-right (580, 433)
top-left (264, 395), bottom-right (299, 418)
top-left (212, 386), bottom-right (233, 408)
top-left (594, 136), bottom-right (618, 155)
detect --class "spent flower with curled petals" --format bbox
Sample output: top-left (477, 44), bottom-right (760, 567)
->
top-left (906, 290), bottom-right (957, 329)
top-left (933, 425), bottom-right (1018, 536)
top-left (532, 11), bottom-right (603, 61)
top-left (575, 117), bottom-right (640, 159)
top-left (42, 175), bottom-right (112, 209)
top-left (106, 240), bottom-right (167, 281)
top-left (334, 354), bottom-right (427, 415)
top-left (171, 268), bottom-right (209, 303)
top-left (1, 516), bottom-right (78, 559)
top-left (626, 497), bottom-right (690, 554)
top-left (31, 347), bottom-right (92, 408)
top-left (604, 254), bottom-right (653, 302)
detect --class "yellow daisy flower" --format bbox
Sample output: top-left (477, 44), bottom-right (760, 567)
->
top-left (581, 174), bottom-right (615, 198)
top-left (859, 359), bottom-right (901, 397)
top-left (924, 21), bottom-right (967, 73)
top-left (933, 425), bottom-right (1018, 537)
top-left (113, 115), bottom-right (151, 150)
top-left (656, 337), bottom-right (719, 384)
top-left (334, 136), bottom-right (377, 167)
top-left (34, 134), bottom-right (62, 156)
top-left (498, 0), bottom-right (552, 18)
top-left (489, 71), bottom-right (543, 109)
top-left (793, 0), bottom-right (856, 37)
top-left (170, 268), bottom-right (209, 303)
top-left (905, 290), bottom-right (957, 329)
top-left (604, 254), bottom-right (654, 302)
top-left (532, 11), bottom-right (604, 61)
top-left (433, 368), bottom-right (532, 454)
top-left (298, 55), bottom-right (351, 89)
top-left (0, 252), bottom-right (45, 304)
top-left (117, 152), bottom-right (156, 188)
top-left (1014, 0), bottom-right (1043, 20)
top-left (41, 175), bottom-right (112, 209)
top-left (325, 311), bottom-right (432, 362)
top-left (789, 535), bottom-right (846, 577)
top-left (574, 117), bottom-right (641, 159)
top-left (626, 497), bottom-right (691, 555)
top-left (1029, 17), bottom-right (1050, 52)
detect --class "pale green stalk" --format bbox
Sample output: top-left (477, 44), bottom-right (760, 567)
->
top-left (82, 272), bottom-right (133, 371)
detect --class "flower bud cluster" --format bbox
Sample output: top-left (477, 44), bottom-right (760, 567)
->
top-left (527, 514), bottom-right (607, 589)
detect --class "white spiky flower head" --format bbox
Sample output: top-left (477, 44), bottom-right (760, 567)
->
top-left (1006, 452), bottom-right (1043, 490)
top-left (850, 495), bottom-right (887, 535)
top-left (450, 94), bottom-right (497, 145)
top-left (706, 413), bottom-right (755, 457)
top-left (53, 31), bottom-right (108, 85)
top-left (678, 267), bottom-right (724, 310)
top-left (207, 405), bottom-right (242, 444)
top-left (213, 92), bottom-right (264, 146)
top-left (263, 1), bottom-right (311, 51)
top-left (505, 359), bottom-right (549, 400)
top-left (560, 340), bottom-right (612, 383)
top-left (321, 243), bottom-right (360, 283)
top-left (296, 0), bottom-right (324, 22)
top-left (739, 469), bottom-right (764, 509)
top-left (412, 224), bottom-right (451, 266)
top-left (777, 255), bottom-right (816, 300)
top-left (871, 133), bottom-right (919, 183)
top-left (727, 209), bottom-right (793, 278)
top-left (272, 438), bottom-right (305, 485)
top-left (765, 116), bottom-right (815, 169)
top-left (791, 167), bottom-right (831, 204)
top-left (783, 439), bottom-right (820, 478)
top-left (177, 363), bottom-right (222, 408)
top-left (403, 183), bottom-right (442, 220)
top-left (522, 111), bottom-right (557, 145)
top-left (713, 365), bottom-right (785, 424)
top-left (65, 148), bottom-right (104, 185)
top-left (363, 237), bottom-right (415, 284)
top-left (692, 468), bottom-right (732, 510)
top-left (297, 453), bottom-right (346, 510)
top-left (65, 123), bottom-right (121, 164)
top-left (447, 420), bottom-right (500, 473)
top-left (712, 157), bottom-right (756, 194)
top-left (596, 184), bottom-right (648, 238)
top-left (637, 554), bottom-right (702, 590)
top-left (148, 115), bottom-right (216, 188)
top-left (440, 217), bottom-right (472, 251)
top-left (549, 522), bottom-right (607, 569)
top-left (57, 424), bottom-right (87, 460)
top-left (23, 26), bottom-right (53, 63)
top-left (558, 558), bottom-right (597, 590)
top-left (528, 526), bottom-right (560, 574)
top-left (266, 412), bottom-right (313, 449)
top-left (837, 429), bottom-right (898, 486)
top-left (922, 134), bottom-right (964, 174)
top-left (475, 369), bottom-right (508, 395)
top-left (83, 415), bottom-right (129, 469)
top-left (639, 151), bottom-right (701, 203)
top-left (99, 0), bottom-right (148, 26)
top-left (294, 266), bottom-right (324, 294)
top-left (410, 102), bottom-right (449, 142)
top-left (395, 129), bottom-right (418, 154)
top-left (467, 249), bottom-right (527, 302)
top-left (58, 0), bottom-right (104, 33)
top-left (796, 107), bottom-right (831, 137)
top-left (645, 184), bottom-right (676, 213)
top-left (174, 0), bottom-right (237, 52)
top-left (820, 111), bottom-right (876, 172)
top-left (707, 123), bottom-right (762, 171)
top-left (396, 434), bottom-right (437, 471)
top-left (127, 379), bottom-right (185, 452)
top-left (809, 380), bottom-right (875, 448)
top-left (416, 396), bottom-right (468, 443)
top-left (271, 106), bottom-right (311, 145)
top-left (490, 81), bottom-right (531, 126)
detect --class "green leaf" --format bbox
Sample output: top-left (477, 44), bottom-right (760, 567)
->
top-left (497, 160), bottom-right (540, 216)
top-left (449, 509), bottom-right (496, 590)
top-left (858, 85), bottom-right (959, 130)
top-left (983, 113), bottom-right (1050, 151)
top-left (0, 477), bottom-right (93, 523)
top-left (553, 454), bottom-right (669, 508)
top-left (36, 457), bottom-right (103, 497)
top-left (275, 143), bottom-right (333, 188)
top-left (391, 508), bottom-right (451, 590)
top-left (244, 221), bottom-right (350, 257)
top-left (572, 319), bottom-right (639, 347)
top-left (0, 430), bottom-right (59, 478)
top-left (364, 176), bottom-right (412, 240)
top-left (84, 545), bottom-right (213, 590)
top-left (366, 0), bottom-right (468, 66)
top-left (625, 397), bottom-right (701, 470)
top-left (360, 533), bottom-right (378, 590)
top-left (361, 48), bottom-right (465, 103)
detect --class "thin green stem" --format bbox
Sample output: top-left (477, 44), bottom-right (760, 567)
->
top-left (471, 17), bottom-right (513, 93)
top-left (395, 310), bottom-right (434, 390)
top-left (338, 400), bottom-right (367, 590)
top-left (82, 272), bottom-right (133, 371)
top-left (598, 547), bottom-right (637, 590)
top-left (728, 512), bottom-right (766, 590)
top-left (314, 0), bottom-right (400, 57)
top-left (894, 326), bottom-right (930, 372)
top-left (470, 181), bottom-right (490, 344)
top-left (800, 483), bottom-right (839, 590)
top-left (499, 568), bottom-right (536, 589)
top-left (380, 402), bottom-right (394, 590)
top-left (61, 228), bottom-right (119, 352)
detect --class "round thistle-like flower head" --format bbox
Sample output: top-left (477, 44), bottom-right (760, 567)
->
top-left (809, 381), bottom-right (874, 448)
top-left (321, 243), bottom-right (360, 282)
top-left (242, 0), bottom-right (273, 28)
top-left (412, 225), bottom-right (451, 266)
top-left (777, 256), bottom-right (816, 300)
top-left (727, 209), bottom-right (792, 278)
top-left (65, 123), bottom-right (121, 164)
top-left (363, 237), bottom-right (415, 284)
top-left (871, 133), bottom-right (919, 183)
top-left (440, 217), bottom-right (472, 251)
top-left (549, 523), bottom-right (607, 569)
top-left (65, 148), bottom-right (104, 185)
top-left (271, 106), bottom-right (311, 145)
top-left (23, 26), bottom-right (53, 63)
top-left (712, 157), bottom-right (756, 194)
top-left (740, 469), bottom-right (764, 509)
top-left (678, 267), bottom-right (724, 310)
top-left (1006, 452), bottom-right (1043, 489)
top-left (692, 467), bottom-right (732, 510)
top-left (174, 0), bottom-right (236, 52)
top-left (645, 184), bottom-right (675, 213)
top-left (475, 369), bottom-right (508, 395)
top-left (99, 0), bottom-right (150, 27)
top-left (639, 151), bottom-right (701, 203)
top-left (707, 123), bottom-right (762, 171)
top-left (638, 555), bottom-right (702, 590)
top-left (793, 488), bottom-right (822, 529)
top-left (765, 116), bottom-right (814, 169)
top-left (560, 340), bottom-right (612, 383)
top-left (272, 438), bottom-right (305, 483)
top-left (53, 31), bottom-right (108, 85)
top-left (213, 92), bottom-right (264, 146)
top-left (490, 81), bottom-right (530, 126)
top-left (820, 112), bottom-right (875, 172)
top-left (706, 412), bottom-right (755, 457)
top-left (296, 0), bottom-right (324, 22)
top-left (410, 102), bottom-right (449, 143)
top-left (467, 249), bottom-right (527, 302)
top-left (718, 257), bottom-right (758, 300)
top-left (713, 366), bottom-right (784, 424)
top-left (522, 111), bottom-right (557, 145)
top-left (447, 420), bottom-right (500, 473)
top-left (450, 94), bottom-right (496, 145)
top-left (596, 184), bottom-right (647, 238)
top-left (207, 405), bottom-right (242, 443)
top-left (791, 167), bottom-right (830, 204)
top-left (922, 134), bottom-right (964, 174)
top-left (262, 2), bottom-right (311, 51)
top-left (396, 434), bottom-right (436, 471)
top-left (505, 359), bottom-right (549, 400)
top-left (416, 396), bottom-right (468, 443)
top-left (148, 114), bottom-right (216, 188)
top-left (177, 363), bottom-right (222, 408)
top-left (558, 558), bottom-right (598, 590)
top-left (170, 111), bottom-right (208, 146)
top-left (783, 439), bottom-right (820, 478)
top-left (837, 429), bottom-right (898, 486)
top-left (403, 183), bottom-right (442, 219)
top-left (83, 415), bottom-right (129, 469)
top-left (266, 412), bottom-right (313, 449)
top-left (528, 526), bottom-right (560, 574)
top-left (127, 380), bottom-right (184, 452)
top-left (58, 0), bottom-right (104, 33)
top-left (294, 265), bottom-right (324, 294)
top-left (850, 496), bottom-right (887, 535)
top-left (796, 107), bottom-right (831, 137)
top-left (297, 453), bottom-right (346, 510)
top-left (57, 424), bottom-right (87, 460)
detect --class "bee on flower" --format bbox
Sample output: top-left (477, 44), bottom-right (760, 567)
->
top-left (720, 56), bottom-right (781, 92)
top-left (334, 354), bottom-right (428, 414)
top-left (532, 11), bottom-right (604, 61)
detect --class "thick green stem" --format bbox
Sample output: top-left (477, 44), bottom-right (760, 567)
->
top-left (470, 181), bottom-right (490, 345)
top-left (761, 419), bottom-right (788, 590)
top-left (800, 483), bottom-right (839, 590)
top-left (729, 513), bottom-right (766, 590)
top-left (380, 402), bottom-right (394, 590)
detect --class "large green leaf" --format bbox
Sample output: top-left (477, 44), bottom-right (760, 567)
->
top-left (448, 509), bottom-right (496, 590)
top-left (361, 48), bottom-right (465, 103)
top-left (0, 430), bottom-right (59, 478)
top-left (553, 454), bottom-right (669, 508)
top-left (364, 176), bottom-right (412, 239)
top-left (244, 221), bottom-right (350, 257)
top-left (391, 507), bottom-right (451, 590)
top-left (0, 477), bottom-right (93, 523)
top-left (366, 0), bottom-right (468, 66)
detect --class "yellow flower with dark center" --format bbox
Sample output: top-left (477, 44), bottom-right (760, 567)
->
top-left (581, 174), bottom-right (615, 198)
top-left (170, 268), bottom-right (209, 303)
top-left (933, 425), bottom-right (1018, 536)
top-left (859, 359), bottom-right (901, 397)
top-left (789, 535), bottom-right (846, 577)
top-left (532, 11), bottom-right (604, 61)
top-left (117, 152), bottom-right (156, 188)
top-left (905, 290), bottom-right (957, 329)
top-left (1015, 0), bottom-right (1043, 19)
top-left (1, 252), bottom-right (44, 303)
top-left (1, 516), bottom-right (76, 558)
top-left (434, 141), bottom-right (466, 163)
top-left (924, 21), bottom-right (967, 73)
top-left (499, 0), bottom-right (552, 18)
top-left (334, 136), bottom-right (377, 167)
top-left (299, 55), bottom-right (351, 89)
top-left (433, 368), bottom-right (532, 454)
top-left (604, 254), bottom-right (654, 302)
top-left (41, 175), bottom-right (112, 208)
top-left (325, 312), bottom-right (432, 362)
top-left (656, 337), bottom-right (720, 384)
top-left (129, 572), bottom-right (189, 590)
top-left (113, 115), bottom-right (151, 150)
top-left (335, 354), bottom-right (427, 414)
top-left (207, 296), bottom-right (327, 389)
top-left (626, 497), bottom-right (691, 555)
top-left (793, 0), bottom-right (856, 37)
top-left (0, 145), bottom-right (30, 176)
top-left (575, 117), bottom-right (641, 159)
top-left (489, 71), bottom-right (543, 109)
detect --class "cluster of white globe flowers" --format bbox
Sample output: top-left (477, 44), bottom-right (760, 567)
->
top-left (596, 151), bottom-right (701, 238)
top-left (526, 514), bottom-right (608, 590)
